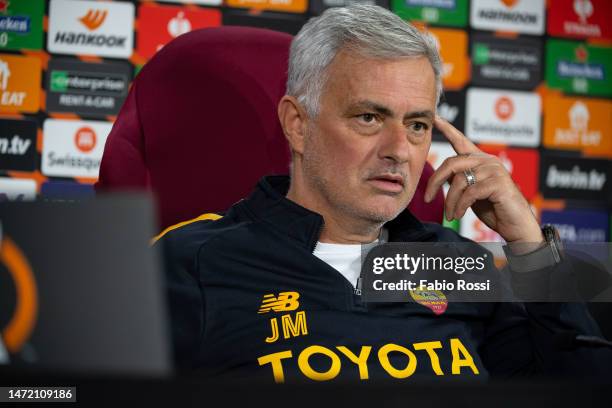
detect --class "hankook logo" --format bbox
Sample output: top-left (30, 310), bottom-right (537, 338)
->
top-left (78, 9), bottom-right (107, 31)
top-left (471, 0), bottom-right (545, 35)
top-left (47, 0), bottom-right (134, 58)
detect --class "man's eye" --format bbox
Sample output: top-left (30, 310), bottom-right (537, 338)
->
top-left (359, 113), bottom-right (377, 124)
top-left (410, 122), bottom-right (429, 134)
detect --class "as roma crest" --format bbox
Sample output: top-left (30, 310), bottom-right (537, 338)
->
top-left (409, 287), bottom-right (448, 315)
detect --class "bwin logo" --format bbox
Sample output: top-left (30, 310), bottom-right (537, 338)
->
top-left (79, 9), bottom-right (108, 31)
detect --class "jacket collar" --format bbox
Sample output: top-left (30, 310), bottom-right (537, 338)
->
top-left (241, 175), bottom-right (435, 251)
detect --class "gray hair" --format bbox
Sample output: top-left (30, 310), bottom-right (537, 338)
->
top-left (287, 4), bottom-right (443, 118)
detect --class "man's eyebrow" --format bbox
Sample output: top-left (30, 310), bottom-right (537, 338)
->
top-left (349, 100), bottom-right (394, 117)
top-left (348, 101), bottom-right (434, 122)
top-left (404, 110), bottom-right (435, 122)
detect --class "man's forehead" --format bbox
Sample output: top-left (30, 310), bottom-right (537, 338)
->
top-left (325, 52), bottom-right (437, 109)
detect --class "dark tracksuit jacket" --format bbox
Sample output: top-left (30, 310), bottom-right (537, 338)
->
top-left (157, 175), bottom-right (612, 383)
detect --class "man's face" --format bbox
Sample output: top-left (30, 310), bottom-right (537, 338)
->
top-left (301, 51), bottom-right (437, 224)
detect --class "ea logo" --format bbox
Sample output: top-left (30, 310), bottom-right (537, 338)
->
top-left (74, 127), bottom-right (97, 153)
top-left (0, 234), bottom-right (38, 354)
top-left (494, 96), bottom-right (514, 121)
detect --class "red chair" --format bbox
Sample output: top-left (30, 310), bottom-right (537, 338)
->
top-left (95, 26), bottom-right (444, 232)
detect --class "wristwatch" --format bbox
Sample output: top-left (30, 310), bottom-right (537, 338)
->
top-left (503, 225), bottom-right (564, 273)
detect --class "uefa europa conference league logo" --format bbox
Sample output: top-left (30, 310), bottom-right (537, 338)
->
top-left (0, 225), bottom-right (38, 362)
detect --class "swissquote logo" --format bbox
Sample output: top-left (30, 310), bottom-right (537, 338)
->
top-left (494, 96), bottom-right (514, 121)
top-left (48, 0), bottom-right (134, 58)
top-left (470, 0), bottom-right (545, 35)
top-left (42, 119), bottom-right (111, 178)
top-left (466, 88), bottom-right (540, 147)
top-left (74, 126), bottom-right (96, 153)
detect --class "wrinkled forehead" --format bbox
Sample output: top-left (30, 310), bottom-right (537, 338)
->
top-left (321, 52), bottom-right (438, 113)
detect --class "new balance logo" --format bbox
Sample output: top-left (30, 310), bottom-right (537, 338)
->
top-left (258, 292), bottom-right (300, 314)
top-left (79, 9), bottom-right (107, 31)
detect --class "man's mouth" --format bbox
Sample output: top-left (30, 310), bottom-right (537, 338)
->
top-left (367, 174), bottom-right (405, 193)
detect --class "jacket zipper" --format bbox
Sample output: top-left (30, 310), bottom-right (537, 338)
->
top-left (311, 222), bottom-right (363, 298)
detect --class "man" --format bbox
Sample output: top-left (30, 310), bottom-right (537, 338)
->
top-left (157, 5), bottom-right (611, 382)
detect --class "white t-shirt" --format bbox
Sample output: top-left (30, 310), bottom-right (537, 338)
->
top-left (313, 229), bottom-right (388, 288)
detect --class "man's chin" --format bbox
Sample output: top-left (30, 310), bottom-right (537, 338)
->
top-left (357, 200), bottom-right (407, 224)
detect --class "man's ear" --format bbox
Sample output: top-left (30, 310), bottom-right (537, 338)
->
top-left (278, 95), bottom-right (308, 156)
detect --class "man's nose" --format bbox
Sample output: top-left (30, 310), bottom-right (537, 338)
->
top-left (378, 122), bottom-right (411, 164)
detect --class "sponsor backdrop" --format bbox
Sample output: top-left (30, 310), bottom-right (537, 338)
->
top-left (0, 0), bottom-right (610, 239)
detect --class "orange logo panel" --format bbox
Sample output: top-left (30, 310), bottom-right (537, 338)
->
top-left (543, 95), bottom-right (612, 158)
top-left (427, 28), bottom-right (469, 90)
top-left (226, 0), bottom-right (307, 13)
top-left (0, 54), bottom-right (41, 114)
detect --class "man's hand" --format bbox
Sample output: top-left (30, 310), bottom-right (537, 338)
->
top-left (424, 116), bottom-right (543, 245)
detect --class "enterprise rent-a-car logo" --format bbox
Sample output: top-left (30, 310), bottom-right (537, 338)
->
top-left (47, 59), bottom-right (130, 116)
top-left (47, 0), bottom-right (134, 58)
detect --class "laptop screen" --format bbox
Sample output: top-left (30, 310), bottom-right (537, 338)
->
top-left (0, 194), bottom-right (171, 376)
